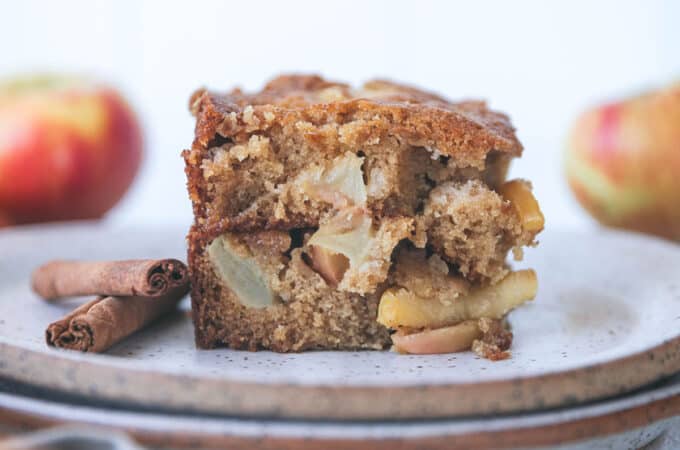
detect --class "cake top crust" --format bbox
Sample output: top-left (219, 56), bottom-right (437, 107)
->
top-left (189, 75), bottom-right (522, 161)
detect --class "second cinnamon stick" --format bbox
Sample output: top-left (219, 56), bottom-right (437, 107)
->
top-left (45, 284), bottom-right (189, 353)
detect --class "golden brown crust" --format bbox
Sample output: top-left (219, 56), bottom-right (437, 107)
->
top-left (190, 74), bottom-right (522, 160)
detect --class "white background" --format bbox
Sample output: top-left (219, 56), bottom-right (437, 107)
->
top-left (1, 0), bottom-right (679, 231)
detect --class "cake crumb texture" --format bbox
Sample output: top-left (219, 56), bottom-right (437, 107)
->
top-left (184, 75), bottom-right (541, 352)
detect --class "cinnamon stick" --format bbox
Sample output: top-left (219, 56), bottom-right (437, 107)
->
top-left (31, 259), bottom-right (189, 301)
top-left (45, 285), bottom-right (189, 353)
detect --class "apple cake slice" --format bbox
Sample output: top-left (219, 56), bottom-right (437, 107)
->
top-left (184, 75), bottom-right (544, 356)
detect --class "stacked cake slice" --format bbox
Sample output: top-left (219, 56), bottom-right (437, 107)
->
top-left (184, 75), bottom-right (543, 356)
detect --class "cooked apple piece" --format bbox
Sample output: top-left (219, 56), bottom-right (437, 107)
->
top-left (301, 151), bottom-right (412, 292)
top-left (306, 209), bottom-right (373, 288)
top-left (499, 180), bottom-right (545, 232)
top-left (307, 211), bottom-right (413, 293)
top-left (308, 245), bottom-right (350, 287)
top-left (377, 269), bottom-right (537, 329)
top-left (308, 209), bottom-right (373, 266)
top-left (391, 320), bottom-right (481, 354)
top-left (300, 152), bottom-right (367, 208)
top-left (207, 234), bottom-right (274, 308)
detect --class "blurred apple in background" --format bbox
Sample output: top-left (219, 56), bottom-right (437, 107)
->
top-left (565, 82), bottom-right (680, 241)
top-left (0, 211), bottom-right (11, 228)
top-left (0, 75), bottom-right (142, 225)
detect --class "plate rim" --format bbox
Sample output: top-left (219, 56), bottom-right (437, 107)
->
top-left (0, 376), bottom-right (678, 450)
top-left (2, 334), bottom-right (679, 420)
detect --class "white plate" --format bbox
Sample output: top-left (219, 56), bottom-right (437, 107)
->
top-left (0, 223), bottom-right (679, 419)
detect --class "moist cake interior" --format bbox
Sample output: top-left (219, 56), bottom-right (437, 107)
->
top-left (184, 75), bottom-right (543, 354)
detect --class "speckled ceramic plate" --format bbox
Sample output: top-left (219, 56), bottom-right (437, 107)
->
top-left (0, 374), bottom-right (679, 450)
top-left (0, 223), bottom-right (679, 420)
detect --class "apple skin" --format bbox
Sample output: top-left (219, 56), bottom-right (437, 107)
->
top-left (0, 211), bottom-right (11, 228)
top-left (0, 75), bottom-right (142, 225)
top-left (565, 82), bottom-right (680, 240)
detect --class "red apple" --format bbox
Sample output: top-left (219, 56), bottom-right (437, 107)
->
top-left (0, 210), bottom-right (12, 228)
top-left (565, 82), bottom-right (680, 240)
top-left (0, 75), bottom-right (142, 225)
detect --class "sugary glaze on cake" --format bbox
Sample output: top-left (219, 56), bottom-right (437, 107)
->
top-left (184, 75), bottom-right (543, 352)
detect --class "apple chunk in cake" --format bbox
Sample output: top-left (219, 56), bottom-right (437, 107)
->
top-left (184, 75), bottom-right (543, 354)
